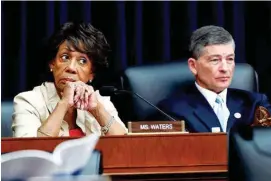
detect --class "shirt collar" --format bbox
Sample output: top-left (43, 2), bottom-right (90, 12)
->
top-left (195, 82), bottom-right (227, 108)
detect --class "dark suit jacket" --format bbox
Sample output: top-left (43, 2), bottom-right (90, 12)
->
top-left (156, 85), bottom-right (271, 133)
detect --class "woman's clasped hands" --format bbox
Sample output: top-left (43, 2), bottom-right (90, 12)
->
top-left (61, 81), bottom-right (98, 111)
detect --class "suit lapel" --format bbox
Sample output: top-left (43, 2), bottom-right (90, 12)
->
top-left (226, 90), bottom-right (244, 131)
top-left (39, 82), bottom-right (60, 114)
top-left (40, 82), bottom-right (64, 136)
top-left (189, 86), bottom-right (222, 132)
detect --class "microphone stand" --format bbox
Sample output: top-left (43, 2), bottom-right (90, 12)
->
top-left (117, 90), bottom-right (176, 122)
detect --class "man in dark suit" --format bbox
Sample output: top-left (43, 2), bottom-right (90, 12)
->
top-left (157, 25), bottom-right (271, 133)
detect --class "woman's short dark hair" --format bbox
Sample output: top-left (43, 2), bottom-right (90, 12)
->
top-left (46, 22), bottom-right (111, 73)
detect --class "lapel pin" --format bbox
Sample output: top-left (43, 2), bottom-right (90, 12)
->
top-left (234, 112), bottom-right (241, 119)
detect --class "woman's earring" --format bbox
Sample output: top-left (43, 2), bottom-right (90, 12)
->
top-left (50, 69), bottom-right (53, 72)
top-left (86, 80), bottom-right (92, 86)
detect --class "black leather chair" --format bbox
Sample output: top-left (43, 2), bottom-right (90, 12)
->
top-left (123, 60), bottom-right (259, 120)
top-left (80, 149), bottom-right (103, 175)
top-left (228, 126), bottom-right (271, 181)
top-left (1, 101), bottom-right (14, 137)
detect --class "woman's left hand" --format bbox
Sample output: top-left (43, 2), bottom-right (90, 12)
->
top-left (73, 81), bottom-right (99, 111)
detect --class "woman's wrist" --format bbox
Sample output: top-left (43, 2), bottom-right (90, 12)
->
top-left (88, 101), bottom-right (113, 127)
top-left (58, 99), bottom-right (70, 111)
top-left (88, 101), bottom-right (103, 118)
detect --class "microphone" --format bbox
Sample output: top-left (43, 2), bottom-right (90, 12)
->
top-left (99, 86), bottom-right (177, 122)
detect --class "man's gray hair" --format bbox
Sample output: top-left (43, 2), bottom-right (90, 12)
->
top-left (189, 25), bottom-right (235, 59)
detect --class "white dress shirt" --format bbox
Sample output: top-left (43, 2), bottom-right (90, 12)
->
top-left (12, 82), bottom-right (128, 137)
top-left (195, 82), bottom-right (229, 132)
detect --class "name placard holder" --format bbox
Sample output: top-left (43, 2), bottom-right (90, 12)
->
top-left (127, 121), bottom-right (186, 134)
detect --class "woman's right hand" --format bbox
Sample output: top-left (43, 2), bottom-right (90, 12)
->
top-left (61, 82), bottom-right (76, 108)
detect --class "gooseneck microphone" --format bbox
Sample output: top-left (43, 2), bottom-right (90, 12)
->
top-left (99, 86), bottom-right (177, 122)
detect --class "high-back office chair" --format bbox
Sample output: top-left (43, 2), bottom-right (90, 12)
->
top-left (228, 126), bottom-right (271, 181)
top-left (1, 101), bottom-right (14, 137)
top-left (78, 150), bottom-right (103, 175)
top-left (123, 60), bottom-right (259, 120)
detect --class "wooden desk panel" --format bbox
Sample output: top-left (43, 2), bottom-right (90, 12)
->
top-left (1, 133), bottom-right (228, 180)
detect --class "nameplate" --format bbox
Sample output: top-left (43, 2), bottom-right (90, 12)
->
top-left (128, 121), bottom-right (185, 133)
